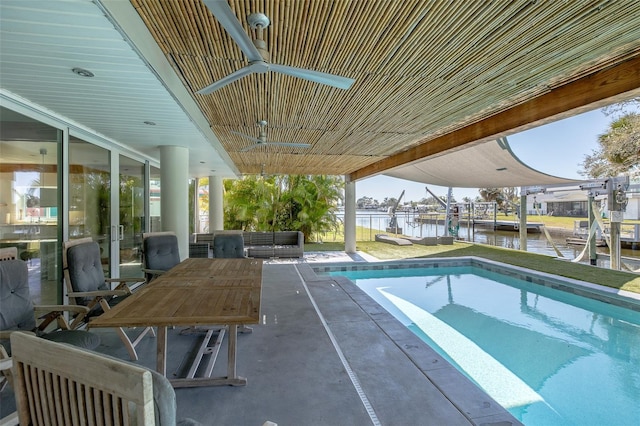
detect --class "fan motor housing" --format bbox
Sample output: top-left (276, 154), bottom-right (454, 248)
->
top-left (247, 13), bottom-right (269, 29)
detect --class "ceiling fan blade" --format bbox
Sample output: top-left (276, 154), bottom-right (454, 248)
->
top-left (270, 64), bottom-right (355, 90)
top-left (239, 142), bottom-right (311, 152)
top-left (197, 66), bottom-right (253, 95)
top-left (202, 0), bottom-right (262, 62)
top-left (266, 142), bottom-right (312, 148)
top-left (230, 130), bottom-right (261, 144)
top-left (240, 143), bottom-right (262, 152)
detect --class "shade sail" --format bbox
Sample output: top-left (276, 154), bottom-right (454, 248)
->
top-left (384, 137), bottom-right (582, 188)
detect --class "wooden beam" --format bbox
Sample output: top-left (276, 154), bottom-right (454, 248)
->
top-left (349, 55), bottom-right (640, 181)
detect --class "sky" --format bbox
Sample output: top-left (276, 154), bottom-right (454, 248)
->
top-left (356, 108), bottom-right (614, 203)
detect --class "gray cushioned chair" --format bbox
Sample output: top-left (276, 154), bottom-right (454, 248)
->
top-left (142, 232), bottom-right (181, 283)
top-left (63, 238), bottom-right (153, 361)
top-left (0, 258), bottom-right (100, 390)
top-left (212, 234), bottom-right (246, 258)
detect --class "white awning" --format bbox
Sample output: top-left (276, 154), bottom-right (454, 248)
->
top-left (384, 137), bottom-right (582, 188)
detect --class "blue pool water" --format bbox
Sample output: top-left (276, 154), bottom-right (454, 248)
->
top-left (327, 266), bottom-right (640, 426)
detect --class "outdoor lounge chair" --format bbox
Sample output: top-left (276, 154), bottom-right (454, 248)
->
top-left (1, 332), bottom-right (201, 426)
top-left (142, 231), bottom-right (181, 283)
top-left (62, 237), bottom-right (153, 361)
top-left (375, 234), bottom-right (413, 246)
top-left (0, 258), bottom-right (100, 390)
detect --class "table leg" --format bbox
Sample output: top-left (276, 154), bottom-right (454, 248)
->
top-left (157, 326), bottom-right (167, 376)
top-left (228, 324), bottom-right (237, 379)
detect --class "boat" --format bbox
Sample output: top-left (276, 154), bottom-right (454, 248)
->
top-left (565, 237), bottom-right (607, 247)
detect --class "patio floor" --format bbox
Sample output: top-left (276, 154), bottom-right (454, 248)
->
top-left (1, 253), bottom-right (521, 426)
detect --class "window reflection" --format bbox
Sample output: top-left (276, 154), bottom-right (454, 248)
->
top-left (0, 106), bottom-right (61, 304)
top-left (119, 156), bottom-right (145, 277)
top-left (68, 136), bottom-right (111, 273)
top-left (150, 165), bottom-right (161, 231)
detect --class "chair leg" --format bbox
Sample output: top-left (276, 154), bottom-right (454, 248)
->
top-left (0, 344), bottom-right (13, 390)
top-left (130, 327), bottom-right (155, 348)
top-left (116, 327), bottom-right (139, 361)
top-left (97, 300), bottom-right (154, 361)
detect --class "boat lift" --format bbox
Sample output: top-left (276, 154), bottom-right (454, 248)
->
top-left (426, 186), bottom-right (459, 237)
top-left (386, 190), bottom-right (405, 234)
top-left (524, 176), bottom-right (631, 271)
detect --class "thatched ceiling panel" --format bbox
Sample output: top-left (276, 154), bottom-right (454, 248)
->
top-left (131, 0), bottom-right (640, 176)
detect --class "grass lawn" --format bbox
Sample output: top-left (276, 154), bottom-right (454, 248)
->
top-left (305, 240), bottom-right (640, 295)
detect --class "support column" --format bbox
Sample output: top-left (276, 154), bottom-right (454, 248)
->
top-left (209, 175), bottom-right (224, 231)
top-left (344, 178), bottom-right (356, 254)
top-left (587, 195), bottom-right (597, 265)
top-left (610, 221), bottom-right (621, 270)
top-left (519, 189), bottom-right (527, 251)
top-left (160, 146), bottom-right (189, 260)
top-left (444, 187), bottom-right (452, 237)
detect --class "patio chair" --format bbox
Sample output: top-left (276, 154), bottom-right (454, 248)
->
top-left (63, 237), bottom-right (153, 361)
top-left (0, 258), bottom-right (100, 390)
top-left (212, 233), bottom-right (246, 258)
top-left (142, 232), bottom-right (181, 283)
top-left (1, 332), bottom-right (201, 426)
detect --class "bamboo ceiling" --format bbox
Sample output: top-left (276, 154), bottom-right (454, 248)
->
top-left (130, 0), bottom-right (640, 177)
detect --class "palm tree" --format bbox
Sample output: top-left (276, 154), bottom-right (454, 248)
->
top-left (223, 174), bottom-right (343, 241)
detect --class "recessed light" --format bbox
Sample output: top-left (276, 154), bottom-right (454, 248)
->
top-left (71, 67), bottom-right (94, 78)
top-left (200, 161), bottom-right (205, 164)
top-left (144, 121), bottom-right (156, 126)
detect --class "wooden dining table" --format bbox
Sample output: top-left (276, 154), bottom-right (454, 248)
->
top-left (90, 258), bottom-right (263, 387)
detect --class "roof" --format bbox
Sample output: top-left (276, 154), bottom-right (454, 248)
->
top-left (1, 1), bottom-right (639, 179)
top-left (384, 137), bottom-right (581, 187)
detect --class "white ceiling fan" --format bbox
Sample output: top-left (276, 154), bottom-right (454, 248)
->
top-left (198, 0), bottom-right (355, 95)
top-left (233, 120), bottom-right (311, 152)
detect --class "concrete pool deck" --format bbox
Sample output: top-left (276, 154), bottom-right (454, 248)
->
top-left (0, 253), bottom-right (522, 425)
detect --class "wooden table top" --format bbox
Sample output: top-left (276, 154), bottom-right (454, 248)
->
top-left (90, 258), bottom-right (263, 328)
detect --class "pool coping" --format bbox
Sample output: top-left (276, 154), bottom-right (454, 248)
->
top-left (310, 256), bottom-right (640, 312)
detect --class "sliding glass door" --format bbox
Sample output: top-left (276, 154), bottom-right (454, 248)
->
top-left (68, 136), bottom-right (111, 275)
top-left (119, 155), bottom-right (145, 278)
top-left (0, 107), bottom-right (62, 304)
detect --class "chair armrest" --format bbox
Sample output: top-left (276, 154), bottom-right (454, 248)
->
top-left (105, 277), bottom-right (143, 284)
top-left (0, 358), bottom-right (12, 370)
top-left (0, 411), bottom-right (19, 426)
top-left (142, 268), bottom-right (167, 276)
top-left (67, 289), bottom-right (129, 298)
top-left (297, 231), bottom-right (304, 247)
top-left (33, 304), bottom-right (91, 315)
top-left (0, 330), bottom-right (36, 340)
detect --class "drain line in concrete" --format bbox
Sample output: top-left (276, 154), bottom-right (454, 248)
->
top-left (295, 266), bottom-right (381, 426)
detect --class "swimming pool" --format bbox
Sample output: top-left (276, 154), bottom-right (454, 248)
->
top-left (320, 259), bottom-right (640, 426)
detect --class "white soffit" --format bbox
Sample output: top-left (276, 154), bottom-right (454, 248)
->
top-left (384, 138), bottom-right (582, 188)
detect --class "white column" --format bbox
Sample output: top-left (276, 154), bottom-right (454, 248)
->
top-left (160, 146), bottom-right (189, 260)
top-left (344, 178), bottom-right (356, 254)
top-left (209, 175), bottom-right (224, 231)
top-left (519, 189), bottom-right (527, 251)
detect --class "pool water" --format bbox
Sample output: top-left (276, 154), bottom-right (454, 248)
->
top-left (328, 266), bottom-right (640, 426)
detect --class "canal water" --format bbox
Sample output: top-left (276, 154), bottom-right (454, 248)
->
top-left (352, 211), bottom-right (640, 268)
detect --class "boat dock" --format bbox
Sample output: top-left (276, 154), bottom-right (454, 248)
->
top-left (415, 213), bottom-right (543, 233)
top-left (571, 221), bottom-right (640, 249)
top-left (473, 219), bottom-right (543, 233)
